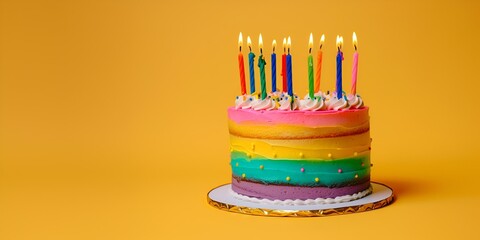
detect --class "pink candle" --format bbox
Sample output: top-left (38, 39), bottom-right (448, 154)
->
top-left (351, 32), bottom-right (359, 95)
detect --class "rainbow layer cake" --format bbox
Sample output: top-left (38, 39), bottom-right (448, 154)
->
top-left (228, 92), bottom-right (371, 202)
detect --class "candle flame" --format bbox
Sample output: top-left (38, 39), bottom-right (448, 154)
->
top-left (247, 36), bottom-right (252, 52)
top-left (308, 33), bottom-right (313, 53)
top-left (259, 34), bottom-right (263, 53)
top-left (287, 36), bottom-right (291, 53)
top-left (352, 32), bottom-right (358, 51)
top-left (238, 32), bottom-right (243, 52)
top-left (272, 39), bottom-right (277, 52)
top-left (283, 38), bottom-right (287, 53)
top-left (336, 35), bottom-right (343, 50)
top-left (320, 34), bottom-right (325, 49)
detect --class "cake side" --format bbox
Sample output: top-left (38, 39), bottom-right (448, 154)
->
top-left (228, 107), bottom-right (371, 201)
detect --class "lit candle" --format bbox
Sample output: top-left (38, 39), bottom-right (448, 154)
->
top-left (258, 34), bottom-right (267, 100)
top-left (286, 36), bottom-right (293, 97)
top-left (308, 33), bottom-right (314, 99)
top-left (238, 32), bottom-right (246, 95)
top-left (351, 32), bottom-right (359, 95)
top-left (247, 36), bottom-right (256, 94)
top-left (271, 40), bottom-right (277, 92)
top-left (336, 35), bottom-right (344, 99)
top-left (315, 34), bottom-right (325, 93)
top-left (282, 38), bottom-right (287, 93)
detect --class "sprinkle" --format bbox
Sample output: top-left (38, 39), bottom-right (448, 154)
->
top-left (327, 153), bottom-right (332, 158)
top-left (354, 152), bottom-right (358, 156)
top-left (286, 176), bottom-right (291, 181)
top-left (355, 174), bottom-right (359, 179)
top-left (300, 168), bottom-right (305, 172)
top-left (235, 162), bottom-right (239, 167)
top-left (241, 173), bottom-right (246, 179)
top-left (315, 177), bottom-right (319, 182)
top-left (273, 153), bottom-right (277, 158)
top-left (338, 169), bottom-right (343, 173)
top-left (299, 152), bottom-right (304, 158)
top-left (361, 162), bottom-right (364, 167)
top-left (259, 165), bottom-right (264, 170)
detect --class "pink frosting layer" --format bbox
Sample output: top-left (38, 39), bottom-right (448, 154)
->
top-left (228, 107), bottom-right (369, 128)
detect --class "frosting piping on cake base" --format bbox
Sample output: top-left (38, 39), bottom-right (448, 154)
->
top-left (230, 184), bottom-right (373, 205)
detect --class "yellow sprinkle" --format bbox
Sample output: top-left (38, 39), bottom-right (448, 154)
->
top-left (235, 162), bottom-right (239, 167)
top-left (259, 165), bottom-right (264, 170)
top-left (299, 152), bottom-right (304, 158)
top-left (328, 153), bottom-right (332, 158)
top-left (355, 174), bottom-right (359, 179)
top-left (354, 152), bottom-right (358, 156)
top-left (286, 176), bottom-right (291, 181)
top-left (242, 173), bottom-right (246, 179)
top-left (315, 177), bottom-right (319, 182)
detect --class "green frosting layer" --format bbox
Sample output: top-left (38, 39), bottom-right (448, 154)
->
top-left (231, 151), bottom-right (370, 187)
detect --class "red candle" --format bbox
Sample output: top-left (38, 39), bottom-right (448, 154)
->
top-left (238, 32), bottom-right (246, 95)
top-left (281, 38), bottom-right (287, 92)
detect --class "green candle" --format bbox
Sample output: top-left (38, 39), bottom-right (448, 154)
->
top-left (308, 33), bottom-right (314, 99)
top-left (258, 34), bottom-right (267, 100)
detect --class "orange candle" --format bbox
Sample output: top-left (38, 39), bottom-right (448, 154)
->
top-left (315, 34), bottom-right (325, 93)
top-left (238, 32), bottom-right (246, 95)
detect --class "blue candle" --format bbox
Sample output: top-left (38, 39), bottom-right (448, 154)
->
top-left (247, 36), bottom-right (256, 94)
top-left (271, 40), bottom-right (277, 92)
top-left (336, 36), bottom-right (344, 99)
top-left (286, 37), bottom-right (293, 97)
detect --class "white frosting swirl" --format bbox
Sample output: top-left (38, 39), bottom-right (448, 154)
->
top-left (278, 94), bottom-right (299, 111)
top-left (299, 94), bottom-right (326, 111)
top-left (252, 97), bottom-right (276, 110)
top-left (235, 95), bottom-right (255, 109)
top-left (346, 94), bottom-right (364, 109)
top-left (326, 95), bottom-right (349, 110)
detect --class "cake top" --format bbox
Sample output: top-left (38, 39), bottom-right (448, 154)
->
top-left (234, 32), bottom-right (365, 111)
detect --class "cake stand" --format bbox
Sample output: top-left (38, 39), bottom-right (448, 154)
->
top-left (207, 182), bottom-right (393, 217)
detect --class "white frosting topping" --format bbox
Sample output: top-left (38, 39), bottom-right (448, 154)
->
top-left (326, 94), bottom-right (349, 110)
top-left (231, 186), bottom-right (372, 205)
top-left (235, 91), bottom-right (364, 111)
top-left (252, 97), bottom-right (276, 111)
top-left (346, 94), bottom-right (364, 109)
top-left (299, 94), bottom-right (326, 111)
top-left (278, 93), bottom-right (299, 111)
top-left (235, 95), bottom-right (255, 109)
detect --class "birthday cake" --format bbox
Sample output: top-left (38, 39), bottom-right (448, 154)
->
top-left (228, 33), bottom-right (371, 204)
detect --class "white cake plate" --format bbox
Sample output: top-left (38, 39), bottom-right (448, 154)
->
top-left (207, 182), bottom-right (394, 217)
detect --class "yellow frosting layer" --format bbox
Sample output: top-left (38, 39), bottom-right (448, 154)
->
top-left (228, 120), bottom-right (369, 139)
top-left (230, 132), bottom-right (371, 160)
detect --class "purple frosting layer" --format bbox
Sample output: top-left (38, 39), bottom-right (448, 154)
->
top-left (232, 177), bottom-right (371, 201)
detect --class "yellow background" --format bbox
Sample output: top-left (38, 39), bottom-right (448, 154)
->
top-left (1, 0), bottom-right (480, 239)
